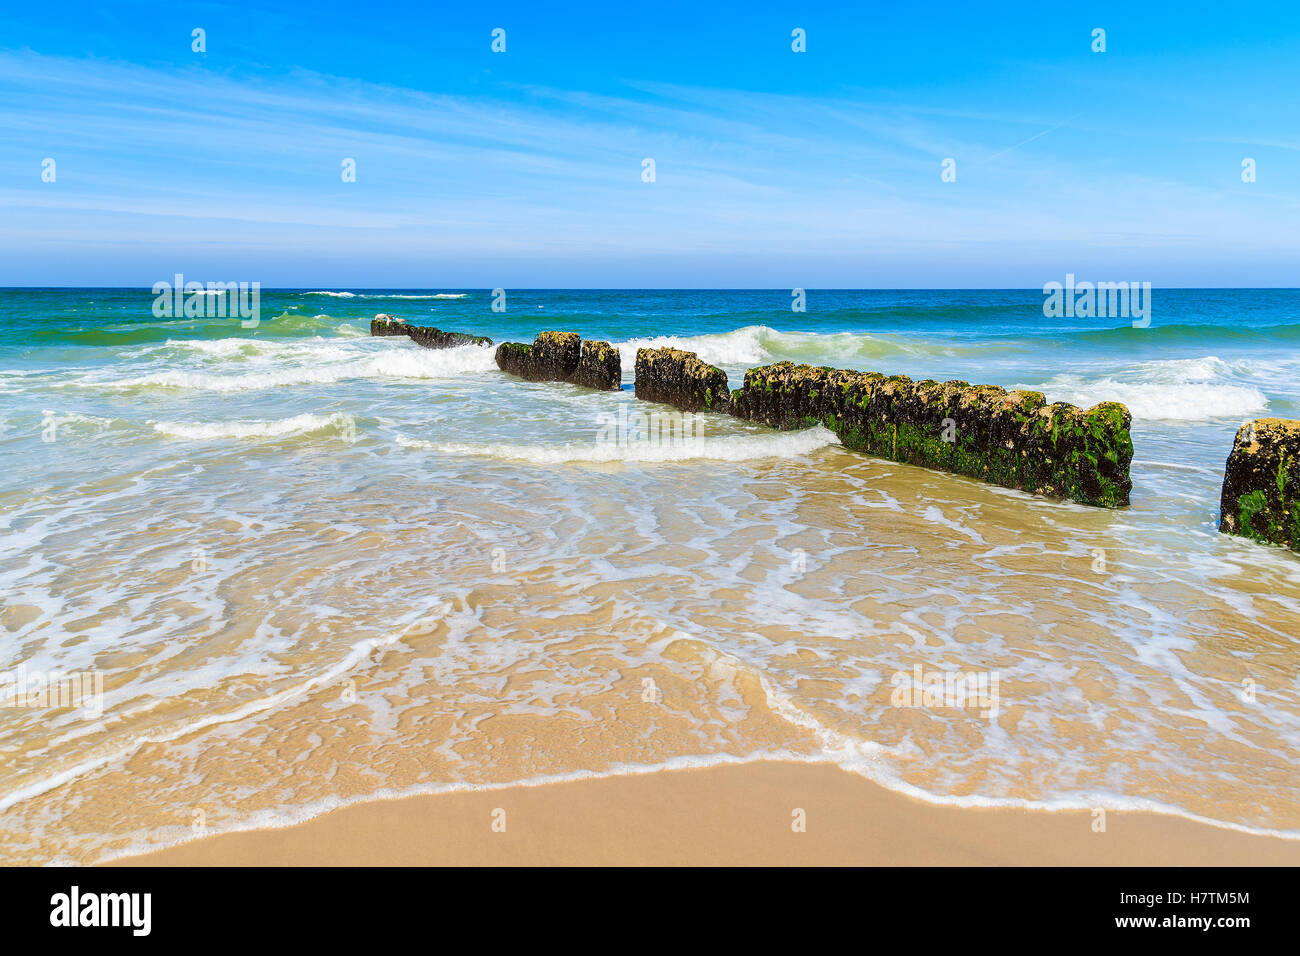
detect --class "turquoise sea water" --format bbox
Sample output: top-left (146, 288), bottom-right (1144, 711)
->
top-left (1, 287), bottom-right (1298, 862)
top-left (4, 287), bottom-right (1297, 503)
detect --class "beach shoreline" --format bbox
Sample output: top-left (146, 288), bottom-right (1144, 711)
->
top-left (110, 760), bottom-right (1300, 867)
top-left (7, 288), bottom-right (1300, 864)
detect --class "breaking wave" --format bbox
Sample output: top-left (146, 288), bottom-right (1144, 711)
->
top-left (304, 291), bottom-right (469, 300)
top-left (614, 325), bottom-right (962, 369)
top-left (151, 412), bottom-right (355, 440)
top-left (1036, 356), bottom-right (1270, 421)
top-left (87, 343), bottom-right (497, 392)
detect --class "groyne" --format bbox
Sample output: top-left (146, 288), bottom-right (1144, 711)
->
top-left (630, 348), bottom-right (1133, 508)
top-left (370, 315), bottom-right (493, 349)
top-left (494, 331), bottom-right (621, 391)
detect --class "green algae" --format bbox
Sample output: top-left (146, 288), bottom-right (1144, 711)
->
top-left (730, 362), bottom-right (1133, 508)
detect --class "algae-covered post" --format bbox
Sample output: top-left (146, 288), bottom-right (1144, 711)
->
top-left (494, 331), bottom-right (621, 390)
top-left (729, 361), bottom-right (1133, 508)
top-left (1219, 418), bottom-right (1300, 551)
top-left (497, 330), bottom-right (581, 381)
top-left (633, 347), bottom-right (731, 413)
top-left (370, 314), bottom-right (406, 335)
top-left (370, 315), bottom-right (493, 349)
top-left (571, 340), bottom-right (622, 390)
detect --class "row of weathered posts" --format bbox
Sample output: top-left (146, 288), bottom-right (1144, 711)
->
top-left (370, 316), bottom-right (1299, 552)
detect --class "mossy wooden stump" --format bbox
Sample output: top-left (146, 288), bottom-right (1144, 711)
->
top-left (494, 331), bottom-right (621, 390)
top-left (1219, 418), bottom-right (1300, 550)
top-left (729, 362), bottom-right (1133, 508)
top-left (370, 316), bottom-right (493, 349)
top-left (633, 347), bottom-right (731, 413)
top-left (571, 340), bottom-right (622, 390)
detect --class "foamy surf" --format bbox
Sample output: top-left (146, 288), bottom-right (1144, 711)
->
top-left (90, 342), bottom-right (497, 392)
top-left (1036, 357), bottom-right (1270, 420)
top-left (88, 651), bottom-right (1300, 867)
top-left (0, 600), bottom-right (453, 819)
top-left (87, 745), bottom-right (1300, 868)
top-left (151, 412), bottom-right (355, 441)
top-left (304, 291), bottom-right (468, 299)
top-left (615, 325), bottom-right (943, 369)
top-left (395, 425), bottom-right (841, 463)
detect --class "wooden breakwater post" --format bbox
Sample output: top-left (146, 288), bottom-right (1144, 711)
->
top-left (633, 347), bottom-right (731, 413)
top-left (1219, 418), bottom-right (1300, 551)
top-left (494, 331), bottom-right (622, 390)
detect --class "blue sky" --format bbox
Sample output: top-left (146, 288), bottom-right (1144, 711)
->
top-left (1, 0), bottom-right (1298, 287)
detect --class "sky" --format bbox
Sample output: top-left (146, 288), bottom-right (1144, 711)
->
top-left (0, 0), bottom-right (1298, 287)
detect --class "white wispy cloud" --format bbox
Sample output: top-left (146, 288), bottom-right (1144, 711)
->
top-left (0, 49), bottom-right (1296, 284)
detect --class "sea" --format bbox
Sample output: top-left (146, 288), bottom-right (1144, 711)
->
top-left (1, 287), bottom-right (1297, 863)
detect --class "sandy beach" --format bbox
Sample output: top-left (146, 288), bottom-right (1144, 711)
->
top-left (113, 760), bottom-right (1300, 867)
top-left (5, 288), bottom-right (1300, 866)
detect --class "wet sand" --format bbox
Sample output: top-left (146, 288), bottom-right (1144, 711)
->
top-left (112, 760), bottom-right (1300, 866)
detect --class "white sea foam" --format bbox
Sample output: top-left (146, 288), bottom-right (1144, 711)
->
top-left (0, 602), bottom-right (451, 817)
top-left (159, 335), bottom-right (345, 358)
top-left (304, 291), bottom-right (468, 300)
top-left (618, 327), bottom-right (771, 366)
top-left (615, 325), bottom-right (925, 369)
top-left (151, 412), bottom-right (354, 441)
top-left (1036, 356), bottom-right (1270, 421)
top-left (95, 343), bottom-right (497, 392)
top-left (919, 505), bottom-right (986, 543)
top-left (161, 337), bottom-right (263, 357)
top-left (39, 410), bottom-right (124, 431)
top-left (395, 425), bottom-right (841, 464)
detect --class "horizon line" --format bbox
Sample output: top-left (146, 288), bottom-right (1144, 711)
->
top-left (3, 285), bottom-right (1299, 292)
